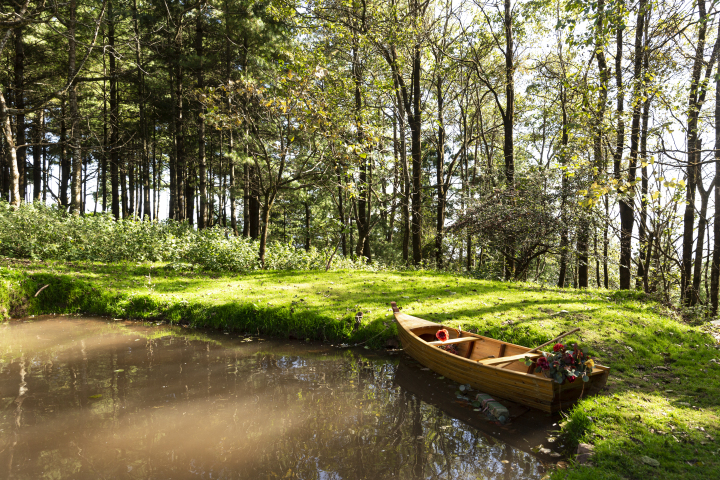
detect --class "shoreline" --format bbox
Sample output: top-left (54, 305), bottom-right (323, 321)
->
top-left (2, 259), bottom-right (719, 479)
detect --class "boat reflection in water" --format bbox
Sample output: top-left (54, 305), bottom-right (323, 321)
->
top-left (0, 317), bottom-right (545, 479)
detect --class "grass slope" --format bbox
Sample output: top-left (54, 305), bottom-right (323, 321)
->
top-left (2, 258), bottom-right (719, 479)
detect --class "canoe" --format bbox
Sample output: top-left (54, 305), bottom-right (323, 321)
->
top-left (391, 302), bottom-right (609, 413)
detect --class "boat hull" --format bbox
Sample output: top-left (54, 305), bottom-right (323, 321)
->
top-left (393, 306), bottom-right (609, 413)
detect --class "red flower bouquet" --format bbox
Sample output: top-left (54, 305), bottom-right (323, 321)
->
top-left (526, 342), bottom-right (595, 384)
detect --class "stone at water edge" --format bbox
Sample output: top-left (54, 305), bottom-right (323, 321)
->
top-left (475, 393), bottom-right (510, 424)
top-left (576, 443), bottom-right (595, 465)
top-left (385, 338), bottom-right (399, 349)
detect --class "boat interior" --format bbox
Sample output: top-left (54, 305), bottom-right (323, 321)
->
top-left (411, 325), bottom-right (541, 374)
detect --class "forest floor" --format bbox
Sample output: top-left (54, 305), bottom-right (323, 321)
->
top-left (2, 258), bottom-right (720, 479)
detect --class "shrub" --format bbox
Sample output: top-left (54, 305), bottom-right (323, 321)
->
top-left (0, 202), bottom-right (378, 272)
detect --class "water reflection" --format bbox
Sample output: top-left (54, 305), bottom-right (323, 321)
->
top-left (0, 318), bottom-right (544, 479)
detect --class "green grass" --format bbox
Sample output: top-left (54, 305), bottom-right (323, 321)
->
top-left (2, 257), bottom-right (719, 479)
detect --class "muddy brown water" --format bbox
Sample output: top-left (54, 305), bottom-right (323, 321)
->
top-left (0, 317), bottom-right (552, 479)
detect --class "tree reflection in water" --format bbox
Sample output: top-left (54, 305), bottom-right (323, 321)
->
top-left (0, 318), bottom-right (544, 479)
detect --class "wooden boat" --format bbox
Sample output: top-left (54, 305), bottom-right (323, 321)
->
top-left (392, 302), bottom-right (609, 413)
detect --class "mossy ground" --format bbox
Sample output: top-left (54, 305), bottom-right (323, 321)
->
top-left (2, 258), bottom-right (719, 479)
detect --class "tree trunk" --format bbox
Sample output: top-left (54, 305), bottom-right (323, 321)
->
top-left (185, 160), bottom-right (194, 224)
top-left (60, 100), bottom-right (70, 207)
top-left (335, 165), bottom-right (347, 256)
top-left (435, 75), bottom-right (445, 269)
top-left (353, 44), bottom-right (371, 260)
top-left (229, 132), bottom-right (237, 234)
top-left (207, 140), bottom-right (213, 226)
top-left (580, 0), bottom-right (610, 288)
top-left (242, 163), bottom-right (249, 236)
top-left (197, 1), bottom-right (207, 229)
top-left (597, 4), bottom-right (610, 290)
top-left (173, 22), bottom-right (185, 221)
top-left (102, 43), bottom-right (108, 212)
top-left (410, 45), bottom-right (422, 266)
top-left (132, 0), bottom-right (151, 221)
top-left (387, 116), bottom-right (399, 244)
top-left (603, 194), bottom-right (609, 288)
top-left (502, 0), bottom-right (515, 279)
top-left (143, 144), bottom-right (151, 219)
top-left (636, 97), bottom-right (651, 290)
top-left (692, 176), bottom-right (712, 305)
top-left (304, 200), bottom-right (311, 251)
top-left (612, 6), bottom-right (627, 287)
top-left (464, 121), bottom-right (473, 271)
top-left (397, 104), bottom-right (409, 264)
top-left (643, 230), bottom-right (654, 292)
top-left (109, 1), bottom-right (120, 218)
top-left (557, 87), bottom-right (569, 288)
top-left (220, 139), bottom-right (227, 226)
top-left (1, 128), bottom-right (10, 200)
top-left (69, 0), bottom-right (83, 214)
top-left (356, 158), bottom-right (371, 259)
top-left (223, 0), bottom-right (236, 235)
top-left (576, 228), bottom-right (589, 288)
top-left (82, 151), bottom-right (88, 213)
top-left (683, 0), bottom-right (709, 303)
top-left (14, 12), bottom-right (26, 202)
top-left (32, 110), bottom-right (42, 201)
top-left (618, 0), bottom-right (647, 289)
top-left (249, 165), bottom-right (260, 239)
top-left (258, 192), bottom-right (275, 268)
top-left (712, 21), bottom-right (720, 315)
top-left (594, 229), bottom-right (601, 287)
top-left (42, 130), bottom-right (47, 202)
top-left (169, 69), bottom-right (177, 221)
top-left (153, 128), bottom-right (159, 219)
top-left (503, 0), bottom-right (514, 187)
top-left (120, 161), bottom-right (128, 218)
top-left (635, 9), bottom-right (651, 289)
top-left (0, 89), bottom-right (21, 206)
top-left (128, 159), bottom-right (135, 217)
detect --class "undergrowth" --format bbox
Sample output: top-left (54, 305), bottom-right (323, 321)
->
top-left (0, 202), bottom-right (374, 272)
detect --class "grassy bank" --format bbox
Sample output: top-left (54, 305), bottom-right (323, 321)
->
top-left (2, 258), bottom-right (719, 479)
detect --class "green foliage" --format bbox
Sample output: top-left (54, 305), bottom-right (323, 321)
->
top-left (0, 203), bottom-right (374, 272)
top-left (453, 176), bottom-right (567, 280)
top-left (0, 202), bottom-right (187, 262)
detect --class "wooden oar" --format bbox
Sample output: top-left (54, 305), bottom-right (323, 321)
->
top-left (493, 327), bottom-right (581, 368)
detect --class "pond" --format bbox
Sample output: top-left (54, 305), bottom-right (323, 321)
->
top-left (0, 317), bottom-right (549, 479)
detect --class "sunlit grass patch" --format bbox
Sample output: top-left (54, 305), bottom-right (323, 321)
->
top-left (555, 391), bottom-right (720, 479)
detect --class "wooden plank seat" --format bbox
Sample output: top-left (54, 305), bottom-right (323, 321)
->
top-left (427, 337), bottom-right (480, 346)
top-left (478, 352), bottom-right (541, 365)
